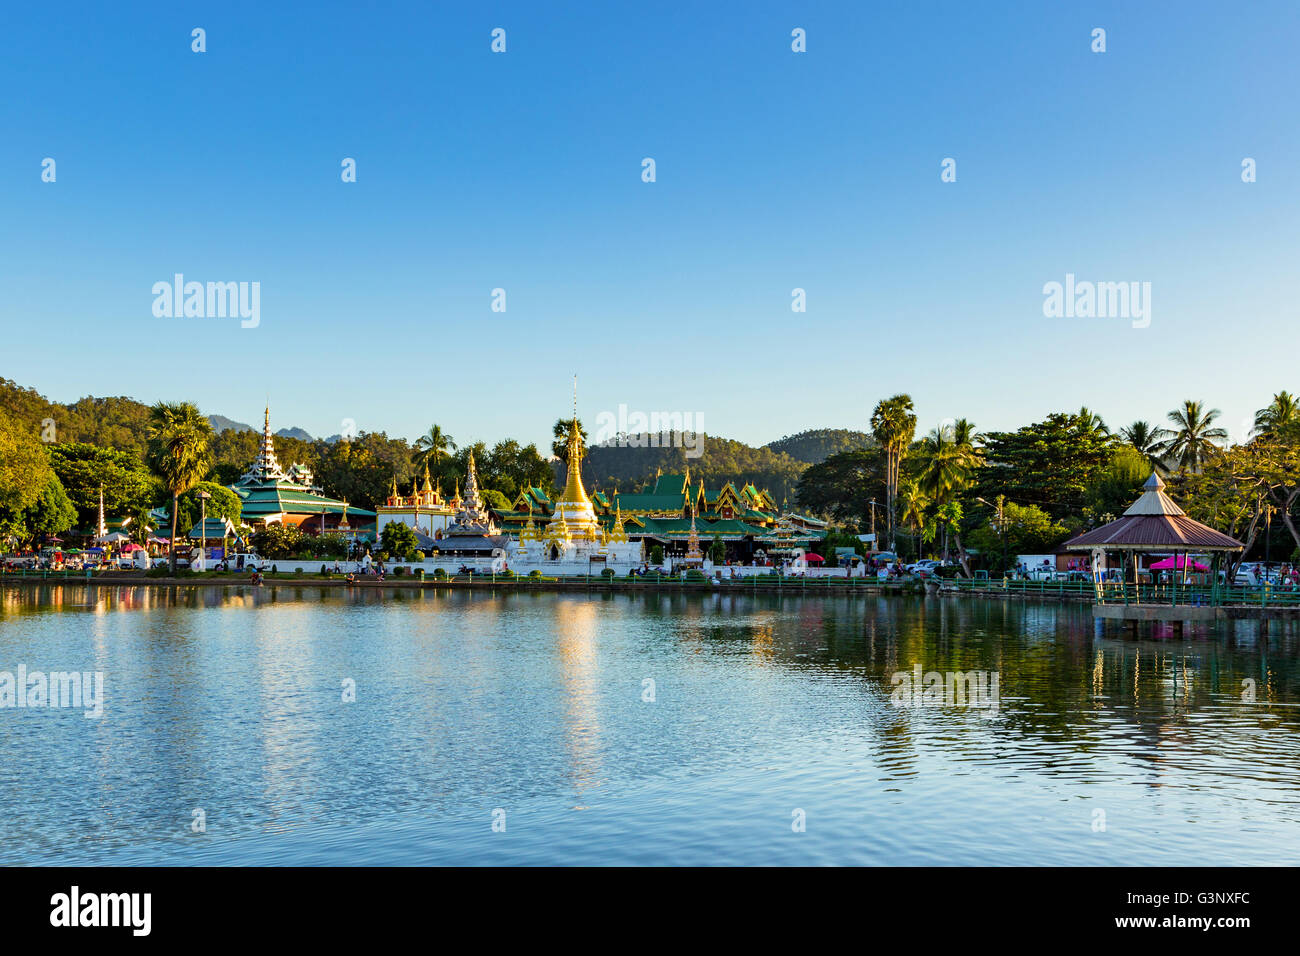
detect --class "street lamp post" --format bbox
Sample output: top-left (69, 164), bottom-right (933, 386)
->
top-left (197, 489), bottom-right (211, 573)
top-left (976, 495), bottom-right (1008, 574)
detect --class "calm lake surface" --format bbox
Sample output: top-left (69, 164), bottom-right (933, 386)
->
top-left (1, 584), bottom-right (1298, 865)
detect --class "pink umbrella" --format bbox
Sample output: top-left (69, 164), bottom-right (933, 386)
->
top-left (1148, 555), bottom-right (1209, 572)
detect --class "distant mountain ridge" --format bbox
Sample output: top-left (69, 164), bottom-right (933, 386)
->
top-left (208, 414), bottom-right (314, 442)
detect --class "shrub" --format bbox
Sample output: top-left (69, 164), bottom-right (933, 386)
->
top-left (412, 551), bottom-right (425, 563)
top-left (380, 521), bottom-right (418, 559)
top-left (433, 568), bottom-right (447, 580)
top-left (394, 566), bottom-right (406, 577)
top-left (528, 570), bottom-right (543, 579)
top-left (685, 569), bottom-right (707, 582)
top-left (415, 568), bottom-right (425, 580)
top-left (601, 567), bottom-right (616, 578)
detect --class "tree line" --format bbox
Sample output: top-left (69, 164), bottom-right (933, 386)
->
top-left (796, 392), bottom-right (1300, 574)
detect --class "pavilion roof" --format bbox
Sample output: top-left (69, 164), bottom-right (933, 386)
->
top-left (1063, 472), bottom-right (1243, 551)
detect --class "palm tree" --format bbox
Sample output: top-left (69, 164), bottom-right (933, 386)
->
top-left (898, 477), bottom-right (930, 554)
top-left (1159, 400), bottom-right (1228, 474)
top-left (552, 418), bottom-right (586, 461)
top-left (870, 394), bottom-right (917, 551)
top-left (146, 401), bottom-right (214, 573)
top-left (917, 423), bottom-right (980, 559)
top-left (1252, 391), bottom-right (1299, 440)
top-left (950, 417), bottom-right (982, 449)
top-left (1119, 421), bottom-right (1171, 473)
top-left (1077, 406), bottom-right (1111, 441)
top-left (414, 424), bottom-right (456, 472)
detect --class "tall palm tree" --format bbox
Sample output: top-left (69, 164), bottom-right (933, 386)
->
top-left (1119, 421), bottom-right (1170, 473)
top-left (917, 421), bottom-right (982, 560)
top-left (1159, 400), bottom-right (1227, 474)
top-left (146, 401), bottom-right (214, 573)
top-left (414, 424), bottom-right (456, 472)
top-left (1252, 391), bottom-right (1299, 440)
top-left (898, 477), bottom-right (930, 553)
top-left (870, 394), bottom-right (917, 551)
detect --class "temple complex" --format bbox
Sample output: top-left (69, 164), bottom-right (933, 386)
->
top-left (510, 411), bottom-right (640, 570)
top-left (230, 408), bottom-right (375, 534)
top-left (375, 463), bottom-right (457, 541)
top-left (428, 450), bottom-right (509, 559)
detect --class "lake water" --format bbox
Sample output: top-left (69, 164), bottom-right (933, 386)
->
top-left (1, 584), bottom-right (1297, 865)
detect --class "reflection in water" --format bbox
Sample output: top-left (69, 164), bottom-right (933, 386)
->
top-left (555, 599), bottom-right (603, 793)
top-left (0, 583), bottom-right (1298, 864)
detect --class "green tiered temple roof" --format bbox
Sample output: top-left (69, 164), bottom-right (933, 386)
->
top-left (229, 408), bottom-right (375, 526)
top-left (489, 462), bottom-right (823, 544)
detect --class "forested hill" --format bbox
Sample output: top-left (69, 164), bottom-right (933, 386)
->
top-left (0, 378), bottom-right (156, 458)
top-left (764, 428), bottom-right (874, 464)
top-left (582, 435), bottom-right (808, 505)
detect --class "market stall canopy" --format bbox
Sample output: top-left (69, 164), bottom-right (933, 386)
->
top-left (1063, 473), bottom-right (1244, 552)
top-left (1148, 555), bottom-right (1210, 571)
top-left (804, 553), bottom-right (825, 563)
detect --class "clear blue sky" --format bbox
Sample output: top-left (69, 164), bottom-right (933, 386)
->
top-left (2, 1), bottom-right (1296, 450)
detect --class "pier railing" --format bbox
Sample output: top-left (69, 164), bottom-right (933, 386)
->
top-left (5, 566), bottom-right (1297, 606)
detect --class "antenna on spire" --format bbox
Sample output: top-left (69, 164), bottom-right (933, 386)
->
top-left (572, 374), bottom-right (578, 421)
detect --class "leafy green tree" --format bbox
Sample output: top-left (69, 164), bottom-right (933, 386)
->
top-left (19, 476), bottom-right (79, 545)
top-left (313, 431), bottom-right (414, 511)
top-left (483, 439), bottom-right (553, 498)
top-left (1119, 421), bottom-right (1171, 473)
top-left (794, 447), bottom-right (886, 525)
top-left (481, 488), bottom-right (511, 511)
top-left (978, 412), bottom-right (1116, 522)
top-left (147, 402), bottom-right (214, 572)
top-left (0, 409), bottom-right (57, 541)
top-left (1083, 445), bottom-right (1149, 523)
top-left (48, 442), bottom-right (161, 528)
top-left (381, 520), bottom-right (418, 558)
top-left (176, 481), bottom-right (242, 533)
top-left (252, 523), bottom-right (307, 559)
top-left (709, 534), bottom-right (726, 564)
top-left (966, 502), bottom-right (1069, 569)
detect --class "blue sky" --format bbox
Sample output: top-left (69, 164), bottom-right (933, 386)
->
top-left (2, 1), bottom-right (1296, 451)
